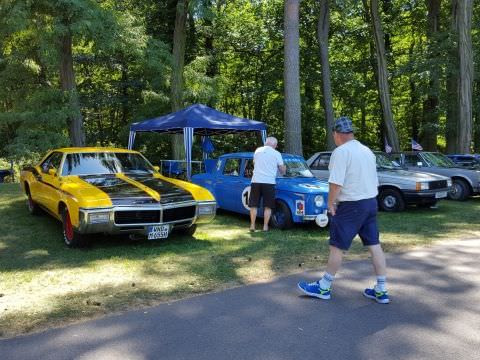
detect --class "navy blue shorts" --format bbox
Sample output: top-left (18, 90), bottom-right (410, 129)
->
top-left (329, 197), bottom-right (379, 251)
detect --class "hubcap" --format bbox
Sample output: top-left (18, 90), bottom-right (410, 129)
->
top-left (383, 195), bottom-right (397, 208)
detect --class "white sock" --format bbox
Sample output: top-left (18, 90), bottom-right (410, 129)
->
top-left (375, 276), bottom-right (387, 292)
top-left (319, 272), bottom-right (334, 289)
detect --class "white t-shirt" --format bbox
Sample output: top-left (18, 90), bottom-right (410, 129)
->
top-left (328, 139), bottom-right (378, 202)
top-left (251, 146), bottom-right (284, 184)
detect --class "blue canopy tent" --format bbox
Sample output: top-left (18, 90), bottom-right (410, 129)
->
top-left (128, 104), bottom-right (268, 179)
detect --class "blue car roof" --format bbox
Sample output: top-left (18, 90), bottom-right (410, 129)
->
top-left (219, 152), bottom-right (304, 160)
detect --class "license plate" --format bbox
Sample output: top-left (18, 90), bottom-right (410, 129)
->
top-left (147, 225), bottom-right (169, 240)
top-left (435, 191), bottom-right (447, 199)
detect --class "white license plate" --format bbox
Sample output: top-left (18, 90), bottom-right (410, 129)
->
top-left (147, 225), bottom-right (169, 240)
top-left (435, 191), bottom-right (447, 199)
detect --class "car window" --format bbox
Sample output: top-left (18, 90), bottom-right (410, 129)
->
top-left (40, 152), bottom-right (63, 174)
top-left (223, 158), bottom-right (241, 176)
top-left (404, 154), bottom-right (422, 166)
top-left (243, 159), bottom-right (254, 179)
top-left (310, 154), bottom-right (331, 170)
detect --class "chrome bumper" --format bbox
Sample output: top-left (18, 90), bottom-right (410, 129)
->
top-left (77, 200), bottom-right (216, 234)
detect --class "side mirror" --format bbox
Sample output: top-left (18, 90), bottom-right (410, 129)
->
top-left (48, 168), bottom-right (57, 176)
top-left (153, 165), bottom-right (160, 172)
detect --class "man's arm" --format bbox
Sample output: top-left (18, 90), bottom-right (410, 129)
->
top-left (328, 183), bottom-right (342, 216)
top-left (278, 164), bottom-right (286, 175)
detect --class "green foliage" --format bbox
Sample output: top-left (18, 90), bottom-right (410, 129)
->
top-left (0, 0), bottom-right (479, 159)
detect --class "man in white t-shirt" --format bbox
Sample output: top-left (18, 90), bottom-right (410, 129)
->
top-left (298, 117), bottom-right (390, 304)
top-left (249, 137), bottom-right (286, 232)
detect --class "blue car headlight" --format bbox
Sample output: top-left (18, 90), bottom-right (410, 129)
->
top-left (314, 195), bottom-right (324, 207)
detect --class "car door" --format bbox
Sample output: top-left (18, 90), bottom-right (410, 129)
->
top-left (309, 153), bottom-right (331, 180)
top-left (237, 158), bottom-right (255, 215)
top-left (215, 158), bottom-right (244, 212)
top-left (36, 152), bottom-right (64, 214)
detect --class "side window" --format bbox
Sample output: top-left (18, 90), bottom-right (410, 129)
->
top-left (223, 159), bottom-right (240, 176)
top-left (40, 152), bottom-right (63, 174)
top-left (404, 154), bottom-right (422, 166)
top-left (243, 159), bottom-right (254, 179)
top-left (310, 154), bottom-right (331, 170)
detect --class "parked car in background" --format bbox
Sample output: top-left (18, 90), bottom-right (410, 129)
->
top-left (389, 151), bottom-right (480, 201)
top-left (446, 154), bottom-right (480, 170)
top-left (20, 148), bottom-right (216, 247)
top-left (306, 151), bottom-right (452, 212)
top-left (191, 152), bottom-right (329, 229)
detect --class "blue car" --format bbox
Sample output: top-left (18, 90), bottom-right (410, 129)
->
top-left (446, 154), bottom-right (480, 170)
top-left (191, 152), bottom-right (329, 229)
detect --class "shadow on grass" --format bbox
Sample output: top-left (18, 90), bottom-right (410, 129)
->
top-left (1, 242), bottom-right (479, 360)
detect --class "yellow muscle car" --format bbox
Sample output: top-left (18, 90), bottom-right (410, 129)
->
top-left (20, 147), bottom-right (216, 247)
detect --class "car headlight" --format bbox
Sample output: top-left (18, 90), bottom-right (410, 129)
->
top-left (416, 182), bottom-right (429, 191)
top-left (447, 179), bottom-right (452, 187)
top-left (314, 195), bottom-right (325, 207)
top-left (88, 212), bottom-right (111, 224)
top-left (198, 204), bottom-right (215, 215)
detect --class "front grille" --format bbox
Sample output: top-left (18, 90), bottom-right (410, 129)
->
top-left (115, 210), bottom-right (160, 224)
top-left (429, 180), bottom-right (448, 190)
top-left (163, 206), bottom-right (196, 222)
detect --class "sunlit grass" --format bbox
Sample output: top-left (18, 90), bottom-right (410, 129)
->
top-left (1, 183), bottom-right (479, 337)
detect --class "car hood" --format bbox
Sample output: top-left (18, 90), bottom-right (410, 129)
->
top-left (276, 177), bottom-right (329, 194)
top-left (378, 169), bottom-right (449, 182)
top-left (62, 173), bottom-right (194, 206)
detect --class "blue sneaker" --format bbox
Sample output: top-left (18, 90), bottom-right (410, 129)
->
top-left (297, 281), bottom-right (331, 299)
top-left (363, 288), bottom-right (390, 304)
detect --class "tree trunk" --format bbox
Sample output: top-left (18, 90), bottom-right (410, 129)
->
top-left (170, 0), bottom-right (188, 159)
top-left (446, 0), bottom-right (459, 153)
top-left (455, 0), bottom-right (473, 153)
top-left (317, 0), bottom-right (335, 151)
top-left (369, 0), bottom-right (399, 152)
top-left (421, 0), bottom-right (441, 151)
top-left (59, 30), bottom-right (85, 147)
top-left (284, 0), bottom-right (303, 155)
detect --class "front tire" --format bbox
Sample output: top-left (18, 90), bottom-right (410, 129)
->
top-left (270, 201), bottom-right (293, 230)
top-left (448, 179), bottom-right (470, 201)
top-left (62, 209), bottom-right (88, 248)
top-left (378, 189), bottom-right (405, 212)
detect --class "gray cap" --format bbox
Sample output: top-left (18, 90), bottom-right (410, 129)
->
top-left (332, 116), bottom-right (354, 133)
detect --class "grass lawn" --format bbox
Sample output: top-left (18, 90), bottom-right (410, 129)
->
top-left (1, 182), bottom-right (479, 338)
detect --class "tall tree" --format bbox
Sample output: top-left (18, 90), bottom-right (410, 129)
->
top-left (421, 0), bottom-right (441, 151)
top-left (368, 0), bottom-right (399, 151)
top-left (455, 0), bottom-right (473, 153)
top-left (59, 25), bottom-right (85, 146)
top-left (317, 0), bottom-right (335, 150)
top-left (171, 0), bottom-right (189, 159)
top-left (446, 0), bottom-right (459, 152)
top-left (284, 0), bottom-right (303, 155)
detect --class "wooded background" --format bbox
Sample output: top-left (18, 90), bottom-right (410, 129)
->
top-left (0, 0), bottom-right (478, 164)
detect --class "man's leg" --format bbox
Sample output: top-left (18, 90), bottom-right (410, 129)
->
top-left (326, 245), bottom-right (344, 275)
top-left (249, 207), bottom-right (257, 231)
top-left (367, 244), bottom-right (387, 277)
top-left (263, 207), bottom-right (271, 231)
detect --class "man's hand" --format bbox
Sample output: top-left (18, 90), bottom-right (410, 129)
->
top-left (328, 203), bottom-right (337, 216)
top-left (328, 183), bottom-right (342, 217)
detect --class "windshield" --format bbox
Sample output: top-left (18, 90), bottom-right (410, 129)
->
top-left (62, 152), bottom-right (154, 176)
top-left (375, 153), bottom-right (401, 170)
top-left (422, 152), bottom-right (457, 168)
top-left (282, 158), bottom-right (314, 178)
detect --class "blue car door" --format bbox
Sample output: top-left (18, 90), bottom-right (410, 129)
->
top-left (215, 157), bottom-right (246, 212)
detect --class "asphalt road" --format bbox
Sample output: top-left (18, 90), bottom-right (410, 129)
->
top-left (1, 239), bottom-right (480, 360)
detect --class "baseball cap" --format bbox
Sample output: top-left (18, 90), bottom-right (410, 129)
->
top-left (332, 116), bottom-right (354, 133)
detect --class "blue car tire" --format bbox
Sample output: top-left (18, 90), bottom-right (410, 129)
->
top-left (270, 201), bottom-right (293, 230)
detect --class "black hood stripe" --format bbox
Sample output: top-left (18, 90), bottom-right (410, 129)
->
top-left (125, 174), bottom-right (194, 204)
top-left (78, 174), bottom-right (194, 205)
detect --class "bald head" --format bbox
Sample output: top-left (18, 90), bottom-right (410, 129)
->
top-left (265, 137), bottom-right (278, 148)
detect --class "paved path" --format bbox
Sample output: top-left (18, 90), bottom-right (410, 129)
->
top-left (1, 239), bottom-right (480, 360)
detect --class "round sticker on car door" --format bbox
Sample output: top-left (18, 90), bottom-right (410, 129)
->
top-left (242, 186), bottom-right (251, 210)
